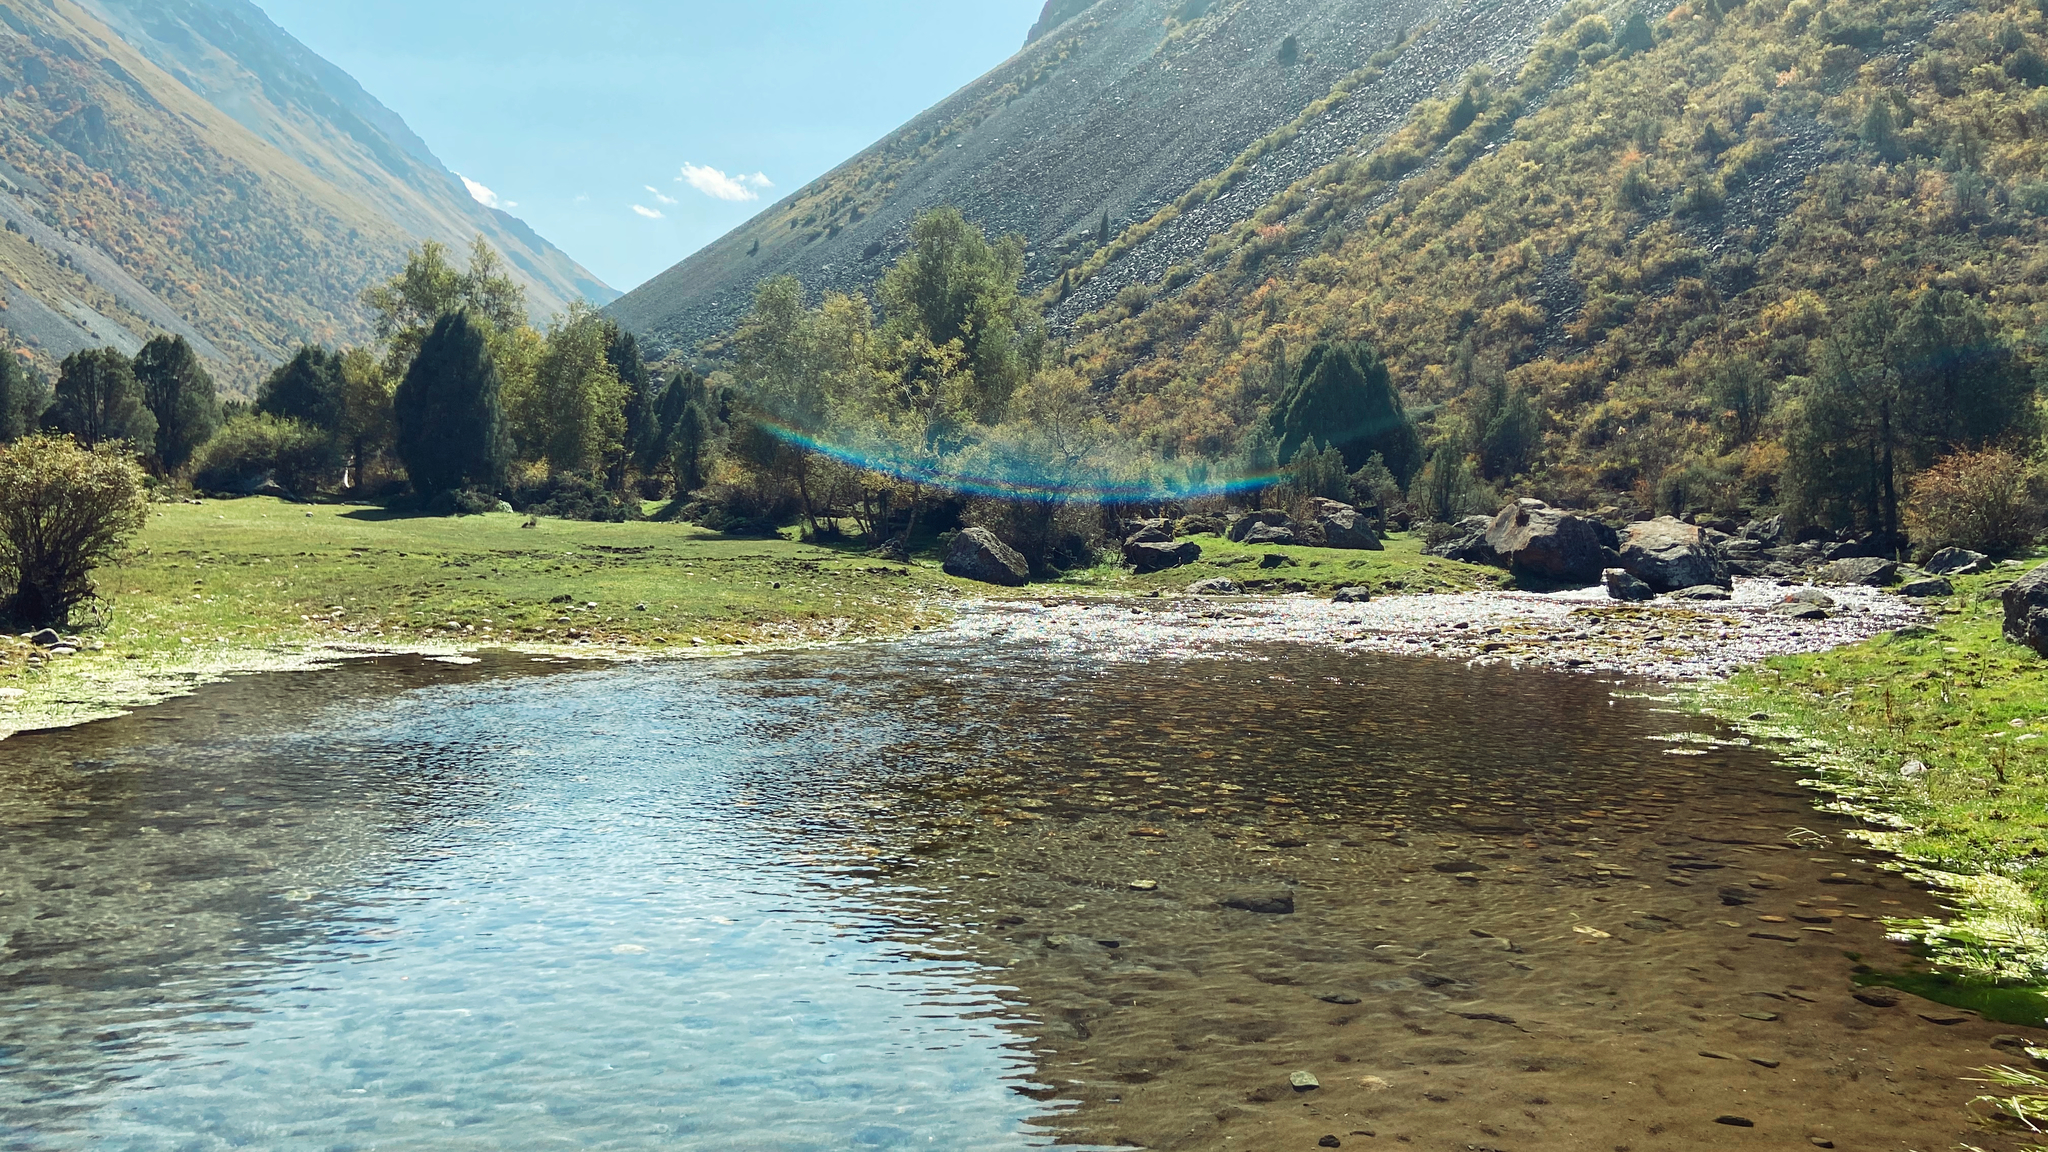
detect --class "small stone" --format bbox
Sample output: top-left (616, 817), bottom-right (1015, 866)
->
top-left (1750, 1057), bottom-right (1781, 1068)
top-left (1852, 990), bottom-right (1900, 1008)
top-left (1809, 1139), bottom-right (1835, 1149)
top-left (1289, 1071), bottom-right (1320, 1092)
top-left (1699, 1050), bottom-right (1737, 1060)
top-left (1919, 1012), bottom-right (1971, 1025)
top-left (1128, 879), bottom-right (1158, 891)
top-left (1739, 1012), bottom-right (1780, 1021)
top-left (1317, 992), bottom-right (1362, 1005)
top-left (46, 646), bottom-right (75, 656)
top-left (1319, 1138), bottom-right (1342, 1149)
top-left (25, 629), bottom-right (59, 647)
top-left (1714, 1115), bottom-right (1756, 1127)
top-left (1749, 931), bottom-right (1801, 942)
top-left (1572, 925), bottom-right (1611, 938)
top-left (1223, 893), bottom-right (1296, 915)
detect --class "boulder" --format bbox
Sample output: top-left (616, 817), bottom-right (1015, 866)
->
top-left (1742, 516), bottom-right (1786, 546)
top-left (1817, 557), bottom-right (1899, 587)
top-left (1781, 588), bottom-right (1836, 608)
top-left (1331, 586), bottom-right (1372, 603)
top-left (1312, 499), bottom-right (1383, 551)
top-left (1125, 540), bottom-right (1202, 573)
top-left (1772, 602), bottom-right (1829, 620)
top-left (1926, 547), bottom-right (1991, 576)
top-left (26, 628), bottom-right (61, 647)
top-left (1176, 514), bottom-right (1228, 538)
top-left (1427, 515), bottom-right (1505, 565)
top-left (1124, 525), bottom-right (1172, 545)
top-left (1258, 552), bottom-right (1297, 569)
top-left (1186, 578), bottom-right (1239, 595)
top-left (2002, 565), bottom-right (2048, 655)
top-left (943, 528), bottom-right (1030, 587)
top-left (1822, 537), bottom-right (1882, 562)
top-left (1228, 510), bottom-right (1295, 543)
top-left (1619, 517), bottom-right (1731, 592)
top-left (1483, 500), bottom-right (1607, 586)
top-left (1898, 577), bottom-right (1954, 598)
top-left (1604, 568), bottom-right (1654, 602)
top-left (1668, 585), bottom-right (1734, 601)
top-left (1242, 523), bottom-right (1298, 547)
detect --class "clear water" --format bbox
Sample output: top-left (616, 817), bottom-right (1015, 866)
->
top-left (0, 655), bottom-right (1073, 1151)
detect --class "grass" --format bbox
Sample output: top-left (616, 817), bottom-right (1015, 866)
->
top-left (1050, 529), bottom-right (1512, 597)
top-left (1699, 559), bottom-right (2048, 983)
top-left (0, 497), bottom-right (964, 739)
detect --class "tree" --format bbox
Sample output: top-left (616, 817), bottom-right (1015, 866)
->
top-left (1474, 371), bottom-right (1540, 480)
top-left (132, 335), bottom-right (219, 473)
top-left (1269, 340), bottom-right (1423, 485)
top-left (339, 346), bottom-right (395, 489)
top-left (394, 312), bottom-right (511, 498)
top-left (1860, 98), bottom-right (1904, 163)
top-left (257, 346), bottom-right (347, 434)
top-left (0, 353), bottom-right (49, 444)
top-left (0, 433), bottom-right (149, 627)
top-left (1706, 354), bottom-right (1771, 447)
top-left (46, 347), bottom-right (155, 450)
top-left (649, 370), bottom-right (713, 492)
top-left (1785, 292), bottom-right (2036, 537)
top-left (1615, 8), bottom-right (1655, 54)
top-left (361, 237), bottom-right (527, 376)
top-left (504, 303), bottom-right (626, 475)
top-left (606, 322), bottom-right (656, 486)
top-left (878, 207), bottom-right (1043, 420)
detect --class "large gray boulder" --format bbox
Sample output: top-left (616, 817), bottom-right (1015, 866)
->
top-left (944, 528), bottom-right (1030, 586)
top-left (1619, 518), bottom-right (1731, 592)
top-left (1311, 499), bottom-right (1383, 551)
top-left (1125, 539), bottom-right (1202, 573)
top-left (1241, 523), bottom-right (1298, 547)
top-left (1604, 568), bottom-right (1654, 601)
top-left (1817, 557), bottom-right (1899, 587)
top-left (2003, 565), bottom-right (2048, 655)
top-left (1483, 500), bottom-right (1607, 586)
top-left (1227, 509), bottom-right (1295, 543)
top-left (1926, 547), bottom-right (1991, 576)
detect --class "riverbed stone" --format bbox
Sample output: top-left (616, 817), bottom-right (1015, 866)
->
top-left (1897, 576), bottom-right (1953, 598)
top-left (943, 528), bottom-right (1030, 586)
top-left (1483, 500), bottom-right (1607, 586)
top-left (1186, 578), bottom-right (1239, 595)
top-left (1604, 568), bottom-right (1654, 602)
top-left (1926, 547), bottom-right (1991, 576)
top-left (1331, 586), bottom-right (1372, 603)
top-left (1125, 540), bottom-right (1202, 573)
top-left (2002, 564), bottom-right (2048, 655)
top-left (1818, 556), bottom-right (1899, 587)
top-left (1223, 892), bottom-right (1295, 914)
top-left (1619, 517), bottom-right (1731, 592)
top-left (1668, 585), bottom-right (1733, 601)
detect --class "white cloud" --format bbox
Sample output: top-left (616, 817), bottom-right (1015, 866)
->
top-left (678, 162), bottom-right (773, 202)
top-left (632, 204), bottom-right (664, 219)
top-left (460, 175), bottom-right (515, 210)
top-left (645, 185), bottom-right (679, 205)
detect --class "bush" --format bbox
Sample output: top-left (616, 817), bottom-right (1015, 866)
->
top-left (0, 434), bottom-right (150, 628)
top-left (511, 471), bottom-right (643, 523)
top-left (191, 413), bottom-right (345, 498)
top-left (1904, 448), bottom-right (2043, 557)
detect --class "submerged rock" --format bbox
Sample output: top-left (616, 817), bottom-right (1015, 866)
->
top-left (1620, 518), bottom-right (1731, 592)
top-left (2003, 564), bottom-right (2048, 655)
top-left (1223, 892), bottom-right (1296, 914)
top-left (943, 528), bottom-right (1030, 587)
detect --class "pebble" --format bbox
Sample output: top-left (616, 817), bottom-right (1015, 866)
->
top-left (1751, 1057), bottom-right (1781, 1068)
top-left (1319, 1138), bottom-right (1341, 1148)
top-left (1715, 1115), bottom-right (1756, 1127)
top-left (1809, 1139), bottom-right (1835, 1149)
top-left (1128, 879), bottom-right (1158, 890)
top-left (1289, 1071), bottom-right (1320, 1092)
top-left (1919, 1012), bottom-right (1970, 1026)
top-left (1317, 992), bottom-right (1362, 1005)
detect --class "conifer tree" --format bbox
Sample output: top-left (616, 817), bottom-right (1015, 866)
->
top-left (1269, 341), bottom-right (1423, 486)
top-left (133, 335), bottom-right (220, 472)
top-left (257, 346), bottom-right (347, 434)
top-left (47, 347), bottom-right (155, 450)
top-left (394, 312), bottom-right (510, 498)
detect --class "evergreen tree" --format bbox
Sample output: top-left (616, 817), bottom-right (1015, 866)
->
top-left (0, 353), bottom-right (49, 444)
top-left (1615, 8), bottom-right (1655, 54)
top-left (1096, 210), bottom-right (1111, 246)
top-left (133, 335), bottom-right (220, 472)
top-left (646, 369), bottom-right (711, 486)
top-left (46, 347), bottom-right (155, 450)
top-left (257, 346), bottom-right (347, 433)
top-left (1269, 340), bottom-right (1423, 485)
top-left (1860, 99), bottom-right (1904, 163)
top-left (394, 312), bottom-right (510, 498)
top-left (605, 321), bottom-right (655, 485)
top-left (1474, 371), bottom-right (1539, 480)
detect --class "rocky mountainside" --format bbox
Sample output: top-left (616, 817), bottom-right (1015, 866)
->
top-left (608, 0), bottom-right (1573, 357)
top-left (0, 0), bottom-right (612, 391)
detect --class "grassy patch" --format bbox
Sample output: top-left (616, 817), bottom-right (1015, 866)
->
top-left (0, 497), bottom-right (964, 738)
top-left (1700, 560), bottom-right (2048, 980)
top-left (1048, 530), bottom-right (1512, 597)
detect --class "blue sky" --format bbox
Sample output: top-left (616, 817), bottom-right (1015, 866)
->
top-left (254, 1), bottom-right (1048, 293)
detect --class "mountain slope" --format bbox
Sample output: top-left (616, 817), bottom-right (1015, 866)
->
top-left (1068, 0), bottom-right (2048, 502)
top-left (0, 0), bottom-right (612, 392)
top-left (609, 0), bottom-right (1575, 357)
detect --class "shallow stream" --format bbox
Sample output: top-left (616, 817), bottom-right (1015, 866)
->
top-left (0, 612), bottom-right (2029, 1150)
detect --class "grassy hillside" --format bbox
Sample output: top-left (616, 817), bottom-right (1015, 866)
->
top-left (1071, 0), bottom-right (2048, 505)
top-left (0, 0), bottom-right (610, 392)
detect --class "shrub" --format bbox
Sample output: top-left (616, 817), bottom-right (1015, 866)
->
top-left (1904, 448), bottom-right (2043, 557)
top-left (511, 471), bottom-right (643, 523)
top-left (0, 434), bottom-right (149, 628)
top-left (191, 413), bottom-right (345, 498)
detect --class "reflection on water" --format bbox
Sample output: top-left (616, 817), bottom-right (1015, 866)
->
top-left (0, 621), bottom-right (2012, 1151)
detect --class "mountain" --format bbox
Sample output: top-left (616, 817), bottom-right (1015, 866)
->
top-left (0, 0), bottom-right (613, 392)
top-left (608, 0), bottom-right (1573, 357)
